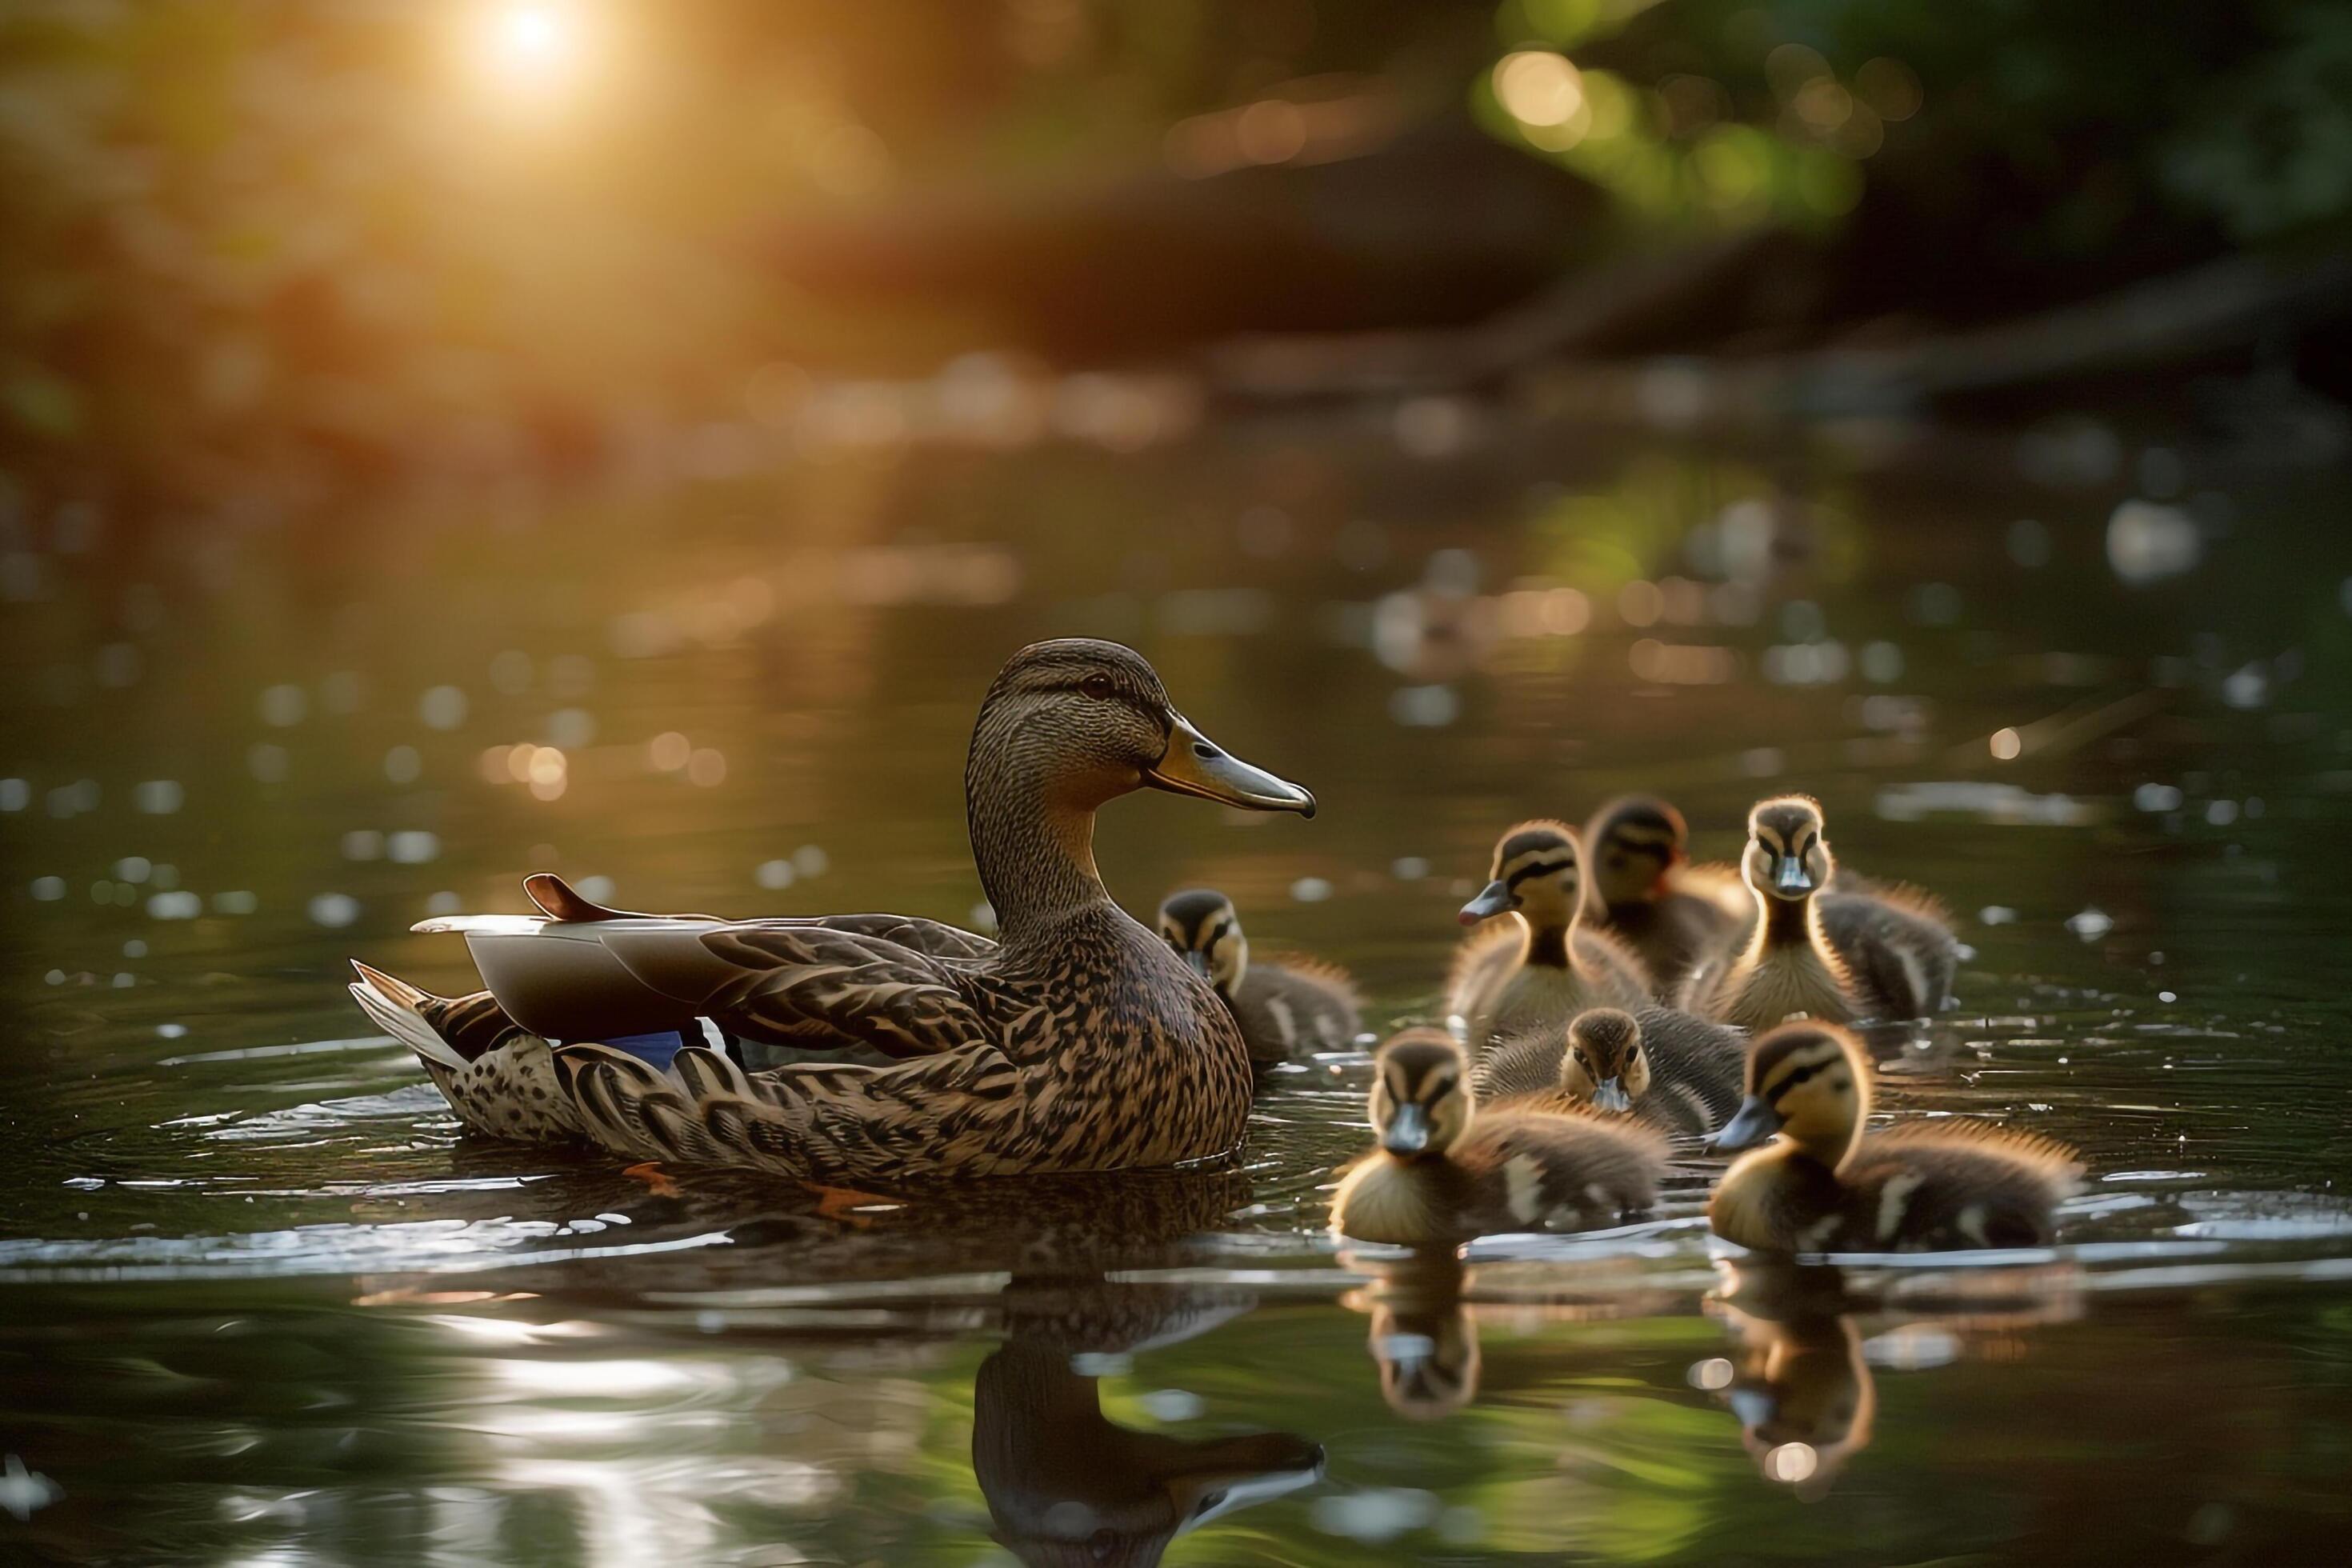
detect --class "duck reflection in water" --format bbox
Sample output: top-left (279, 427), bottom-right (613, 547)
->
top-left (1703, 1258), bottom-right (2085, 1497)
top-left (1342, 1251), bottom-right (1480, 1421)
top-left (977, 1275), bottom-right (1324, 1567)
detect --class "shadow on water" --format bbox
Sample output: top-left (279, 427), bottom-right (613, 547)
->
top-left (6, 420), bottom-right (2352, 1560)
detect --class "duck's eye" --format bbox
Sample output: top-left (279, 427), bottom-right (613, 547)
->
top-left (1080, 674), bottom-right (1114, 700)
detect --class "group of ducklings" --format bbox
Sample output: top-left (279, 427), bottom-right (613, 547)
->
top-left (1294, 794), bottom-right (2080, 1255)
top-left (354, 638), bottom-right (2077, 1264)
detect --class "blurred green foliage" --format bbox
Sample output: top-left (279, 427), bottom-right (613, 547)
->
top-left (1, 0), bottom-right (2347, 529)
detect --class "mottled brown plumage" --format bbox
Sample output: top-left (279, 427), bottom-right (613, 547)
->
top-left (1154, 888), bottom-right (1361, 1067)
top-left (1328, 1029), bottom-right (1669, 1246)
top-left (1582, 794), bottom-right (1748, 994)
top-left (350, 639), bottom-right (1316, 1183)
top-left (1446, 821), bottom-right (1652, 1047)
top-left (1707, 1022), bottom-right (2082, 1253)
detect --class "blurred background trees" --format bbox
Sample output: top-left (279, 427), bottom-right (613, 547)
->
top-left (2, 0), bottom-right (2347, 534)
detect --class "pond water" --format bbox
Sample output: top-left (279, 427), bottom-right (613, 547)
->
top-left (5, 415), bottom-right (2352, 1565)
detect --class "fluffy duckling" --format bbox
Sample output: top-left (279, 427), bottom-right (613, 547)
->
top-left (1472, 1006), bottom-right (1747, 1137)
top-left (1447, 821), bottom-right (1651, 1046)
top-left (1156, 888), bottom-right (1362, 1067)
top-left (1582, 795), bottom-right (1748, 994)
top-left (1677, 796), bottom-right (1957, 1031)
top-left (1330, 1029), bottom-right (1668, 1246)
top-left (1707, 1022), bottom-right (2081, 1252)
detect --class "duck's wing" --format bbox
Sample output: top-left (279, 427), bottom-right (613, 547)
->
top-left (553, 1038), bottom-right (1029, 1182)
top-left (592, 920), bottom-right (997, 1060)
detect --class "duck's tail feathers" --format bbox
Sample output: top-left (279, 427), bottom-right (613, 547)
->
top-left (349, 962), bottom-right (469, 1072)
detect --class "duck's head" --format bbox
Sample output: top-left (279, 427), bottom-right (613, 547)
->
top-left (1156, 888), bottom-right (1247, 993)
top-left (974, 640), bottom-right (1315, 818)
top-left (1585, 794), bottom-right (1690, 911)
top-left (1742, 795), bottom-right (1831, 904)
top-left (1710, 1022), bottom-right (1870, 1166)
top-left (1556, 1007), bottom-right (1650, 1113)
top-left (1458, 820), bottom-right (1583, 930)
top-left (1369, 1029), bottom-right (1474, 1159)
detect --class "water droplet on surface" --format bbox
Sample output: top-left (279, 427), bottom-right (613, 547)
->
top-left (791, 845), bottom-right (829, 878)
top-left (418, 686), bottom-right (469, 730)
top-left (146, 891), bottom-right (201, 920)
top-left (1290, 877), bottom-right (1333, 903)
top-left (754, 859), bottom-right (796, 890)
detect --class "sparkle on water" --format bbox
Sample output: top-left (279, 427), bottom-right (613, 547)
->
top-left (3, 422), bottom-right (2350, 1564)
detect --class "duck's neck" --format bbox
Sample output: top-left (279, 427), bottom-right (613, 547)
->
top-left (1746, 890), bottom-right (1823, 958)
top-left (1522, 915), bottom-right (1572, 970)
top-left (966, 726), bottom-right (1117, 943)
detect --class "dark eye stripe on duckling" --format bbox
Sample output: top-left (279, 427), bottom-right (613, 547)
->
top-left (1498, 828), bottom-right (1575, 862)
top-left (1751, 1041), bottom-right (1847, 1101)
top-left (1505, 856), bottom-right (1578, 887)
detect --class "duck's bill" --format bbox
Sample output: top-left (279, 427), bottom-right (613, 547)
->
top-left (1458, 879), bottom-right (1515, 925)
top-left (1772, 857), bottom-right (1814, 896)
top-left (1182, 949), bottom-right (1213, 980)
top-left (1147, 713), bottom-right (1316, 816)
top-left (1590, 1078), bottom-right (1632, 1113)
top-left (1710, 1094), bottom-right (1782, 1152)
top-left (1382, 1101), bottom-right (1432, 1156)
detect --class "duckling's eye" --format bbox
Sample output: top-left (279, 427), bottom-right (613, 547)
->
top-left (1080, 674), bottom-right (1114, 700)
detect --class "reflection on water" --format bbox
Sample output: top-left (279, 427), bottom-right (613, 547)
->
top-left (5, 421), bottom-right (2352, 1561)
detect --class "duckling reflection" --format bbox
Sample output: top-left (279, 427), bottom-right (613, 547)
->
top-left (1702, 1262), bottom-right (1874, 1498)
top-left (1342, 1252), bottom-right (1479, 1421)
top-left (975, 1275), bottom-right (1324, 1567)
top-left (1702, 1258), bottom-right (2088, 1498)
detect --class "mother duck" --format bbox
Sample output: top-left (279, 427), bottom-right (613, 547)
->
top-left (349, 639), bottom-right (1315, 1182)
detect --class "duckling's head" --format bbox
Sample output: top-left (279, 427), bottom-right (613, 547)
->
top-left (1710, 1022), bottom-right (1870, 1166)
top-left (1458, 820), bottom-right (1583, 930)
top-left (975, 640), bottom-right (1315, 818)
top-left (1157, 888), bottom-right (1248, 993)
top-left (1742, 795), bottom-right (1831, 904)
top-left (1585, 795), bottom-right (1689, 911)
top-left (1556, 1007), bottom-right (1650, 1113)
top-left (1370, 1029), bottom-right (1474, 1158)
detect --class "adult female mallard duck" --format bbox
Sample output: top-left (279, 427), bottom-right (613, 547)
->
top-left (1676, 796), bottom-right (1958, 1031)
top-left (1582, 794), bottom-right (1747, 994)
top-left (1328, 1029), bottom-right (1667, 1245)
top-left (1154, 887), bottom-right (1361, 1067)
top-left (1472, 1005), bottom-right (1746, 1137)
top-left (1706, 1022), bottom-right (2081, 1252)
top-left (348, 638), bottom-right (1315, 1183)
top-left (1446, 821), bottom-right (1650, 1047)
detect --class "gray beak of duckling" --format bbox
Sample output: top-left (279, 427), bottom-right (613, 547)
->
top-left (1183, 950), bottom-right (1213, 981)
top-left (1773, 856), bottom-right (1814, 896)
top-left (1458, 879), bottom-right (1515, 926)
top-left (1709, 1094), bottom-right (1782, 1153)
top-left (1382, 1101), bottom-right (1432, 1157)
top-left (1147, 712), bottom-right (1316, 817)
top-left (1591, 1078), bottom-right (1632, 1113)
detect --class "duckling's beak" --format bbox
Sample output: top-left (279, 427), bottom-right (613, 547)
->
top-left (1710, 1094), bottom-right (1782, 1153)
top-left (1148, 712), bottom-right (1316, 816)
top-left (1382, 1102), bottom-right (1432, 1157)
top-left (1772, 856), bottom-right (1814, 896)
top-left (1183, 950), bottom-right (1213, 981)
top-left (1591, 1078), bottom-right (1632, 1113)
top-left (1729, 1386), bottom-right (1778, 1428)
top-left (1458, 879), bottom-right (1515, 925)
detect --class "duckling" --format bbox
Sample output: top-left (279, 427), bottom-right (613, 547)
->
top-left (352, 638), bottom-right (1317, 1182)
top-left (1447, 821), bottom-right (1651, 1047)
top-left (1582, 794), bottom-right (1748, 994)
top-left (1329, 1029), bottom-right (1668, 1246)
top-left (1677, 796), bottom-right (1957, 1030)
top-left (1155, 888), bottom-right (1361, 1067)
top-left (1710, 1261), bottom-right (1875, 1494)
top-left (1473, 1005), bottom-right (1746, 1137)
top-left (1707, 1022), bottom-right (2081, 1252)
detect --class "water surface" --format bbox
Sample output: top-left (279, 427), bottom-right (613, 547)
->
top-left (5, 418), bottom-right (2351, 1563)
